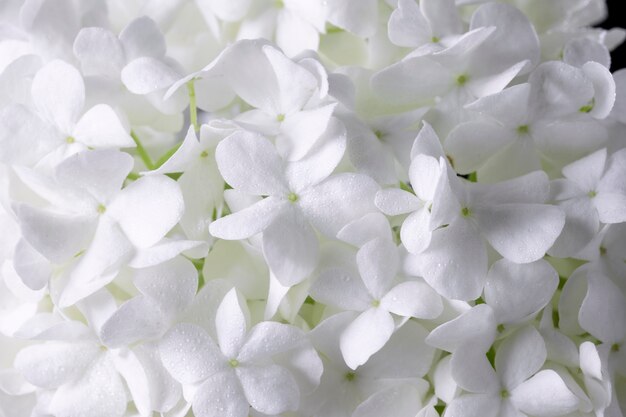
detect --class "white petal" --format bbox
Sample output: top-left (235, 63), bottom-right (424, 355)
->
top-left (474, 203), bottom-right (565, 264)
top-left (340, 307), bottom-right (395, 369)
top-left (375, 188), bottom-right (421, 216)
top-left (410, 122), bottom-right (445, 160)
top-left (310, 266), bottom-right (372, 311)
top-left (357, 237), bottom-right (399, 299)
top-left (582, 61), bottom-right (616, 119)
top-left (55, 149), bottom-right (133, 203)
top-left (108, 175), bottom-right (184, 248)
top-left (593, 192), bottom-right (626, 223)
top-left (262, 206), bottom-right (319, 286)
top-left (484, 259), bottom-right (559, 324)
top-left (381, 279), bottom-right (443, 319)
top-left (388, 0), bottom-right (431, 48)
top-left (215, 130), bottom-right (288, 196)
top-left (562, 148), bottom-right (606, 192)
top-left (15, 341), bottom-right (100, 389)
top-left (119, 16), bottom-right (166, 60)
top-left (112, 349), bottom-right (152, 416)
top-left (299, 172), bottom-right (379, 237)
top-left (400, 208), bottom-right (433, 254)
top-left (416, 219), bottom-right (487, 301)
top-left (238, 321), bottom-right (304, 363)
top-left (510, 370), bottom-right (579, 417)
top-left (445, 393), bottom-right (500, 417)
top-left (192, 371), bottom-right (248, 417)
top-left (563, 38), bottom-right (611, 69)
top-left (216, 289), bottom-right (248, 359)
top-left (426, 304), bottom-right (496, 352)
top-left (73, 27), bottom-right (125, 77)
top-left (60, 219), bottom-right (133, 307)
top-left (263, 44), bottom-right (318, 113)
top-left (14, 204), bottom-right (95, 263)
top-left (99, 296), bottom-right (164, 348)
top-left (325, 0), bottom-right (378, 37)
top-left (159, 323), bottom-right (226, 384)
top-left (409, 154), bottom-right (443, 202)
top-left (579, 272), bottom-right (626, 344)
top-left (277, 103), bottom-right (336, 161)
top-left (121, 57), bottom-right (180, 94)
top-left (49, 354), bottom-right (127, 417)
top-left (284, 118), bottom-right (346, 192)
top-left (13, 239), bottom-right (50, 291)
top-left (445, 121), bottom-right (516, 175)
top-left (337, 212), bottom-right (393, 247)
top-left (421, 0), bottom-right (462, 37)
top-left (353, 384), bottom-right (423, 417)
top-left (209, 197), bottom-right (288, 240)
top-left (450, 346), bottom-right (499, 394)
top-left (496, 326), bottom-right (547, 390)
top-left (549, 197), bottom-right (599, 258)
top-left (0, 104), bottom-right (59, 165)
top-left (275, 10), bottom-right (319, 58)
top-left (133, 256), bottom-right (198, 318)
top-left (72, 104), bottom-right (134, 148)
top-left (31, 60), bottom-right (84, 133)
top-left (237, 364), bottom-right (300, 414)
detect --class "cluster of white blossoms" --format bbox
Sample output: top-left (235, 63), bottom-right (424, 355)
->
top-left (2, 0), bottom-right (626, 416)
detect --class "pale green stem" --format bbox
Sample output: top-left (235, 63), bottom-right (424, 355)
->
top-left (130, 131), bottom-right (154, 170)
top-left (187, 80), bottom-right (199, 133)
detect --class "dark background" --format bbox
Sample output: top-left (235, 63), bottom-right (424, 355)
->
top-left (600, 0), bottom-right (626, 70)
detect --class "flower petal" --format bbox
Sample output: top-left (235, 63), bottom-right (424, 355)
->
top-left (357, 237), bottom-right (399, 299)
top-left (579, 272), bottom-right (626, 344)
top-left (216, 289), bottom-right (249, 359)
top-left (381, 279), bottom-right (443, 319)
top-left (400, 208), bottom-right (433, 254)
top-left (121, 57), bottom-right (180, 94)
top-left (159, 323), bottom-right (226, 384)
top-left (496, 326), bottom-right (547, 390)
top-left (108, 175), bottom-right (184, 248)
top-left (426, 304), bottom-right (496, 352)
top-left (340, 307), bottom-right (395, 369)
top-left (72, 104), bottom-right (134, 148)
top-left (119, 16), bottom-right (166, 60)
top-left (31, 60), bottom-right (84, 133)
top-left (209, 197), bottom-right (288, 240)
top-left (192, 371), bottom-right (248, 417)
top-left (215, 130), bottom-right (289, 196)
top-left (510, 370), bottom-right (579, 417)
top-left (277, 103), bottom-right (336, 161)
top-left (237, 364), bottom-right (299, 415)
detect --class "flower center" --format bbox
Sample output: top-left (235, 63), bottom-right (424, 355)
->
top-left (456, 74), bottom-right (468, 86)
top-left (287, 192), bottom-right (298, 203)
top-left (461, 207), bottom-right (472, 217)
top-left (229, 358), bottom-right (239, 368)
top-left (345, 372), bottom-right (356, 381)
top-left (517, 125), bottom-right (529, 135)
top-left (66, 136), bottom-right (76, 144)
top-left (97, 204), bottom-right (106, 214)
top-left (501, 389), bottom-right (509, 398)
top-left (276, 113), bottom-right (285, 122)
top-left (200, 150), bottom-right (209, 158)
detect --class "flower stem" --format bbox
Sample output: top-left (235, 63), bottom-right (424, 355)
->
top-left (130, 131), bottom-right (154, 170)
top-left (187, 80), bottom-right (199, 133)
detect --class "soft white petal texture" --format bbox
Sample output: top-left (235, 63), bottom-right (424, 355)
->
top-left (388, 0), bottom-right (431, 47)
top-left (375, 188), bottom-right (421, 216)
top-left (72, 104), bottom-right (134, 148)
top-left (444, 393), bottom-right (500, 417)
top-left (12, 239), bottom-right (50, 291)
top-left (410, 154), bottom-right (442, 202)
top-left (562, 148), bottom-right (606, 192)
top-left (450, 345), bottom-right (499, 393)
top-left (510, 370), bottom-right (579, 417)
top-left (73, 27), bottom-right (125, 77)
top-left (49, 354), bottom-right (127, 417)
top-left (111, 349), bottom-right (151, 416)
top-left (325, 0), bottom-right (378, 37)
top-left (0, 104), bottom-right (59, 165)
top-left (60, 218), bottom-right (134, 307)
top-left (421, 0), bottom-right (462, 37)
top-left (352, 384), bottom-right (423, 417)
top-left (337, 212), bottom-right (393, 247)
top-left (121, 57), bottom-right (180, 94)
top-left (119, 16), bottom-right (166, 60)
top-left (215, 130), bottom-right (288, 195)
top-left (108, 175), bottom-right (184, 248)
top-left (582, 61), bottom-right (616, 119)
top-left (262, 206), bottom-right (319, 286)
top-left (277, 104), bottom-right (336, 161)
top-left (285, 118), bottom-right (346, 192)
top-left (415, 219), bottom-right (487, 301)
top-left (563, 38), bottom-right (611, 69)
top-left (31, 59), bottom-right (84, 133)
top-left (276, 11), bottom-right (319, 58)
top-left (401, 208), bottom-right (433, 254)
top-left (593, 192), bottom-right (626, 223)
top-left (426, 304), bottom-right (496, 352)
top-left (496, 326), bottom-right (547, 390)
top-left (133, 256), bottom-right (197, 318)
top-left (357, 237), bottom-right (398, 299)
top-left (159, 323), bottom-right (226, 384)
top-left (14, 204), bottom-right (95, 263)
top-left (206, 0), bottom-right (250, 21)
top-left (474, 203), bottom-right (565, 264)
top-left (579, 272), bottom-right (626, 344)
top-left (381, 280), bottom-right (443, 319)
top-left (299, 173), bottom-right (379, 237)
top-left (469, 3), bottom-right (540, 74)
top-left (14, 342), bottom-right (100, 389)
top-left (209, 197), bottom-right (288, 240)
top-left (310, 266), bottom-right (372, 311)
top-left (99, 296), bottom-right (164, 348)
top-left (237, 364), bottom-right (300, 414)
top-left (134, 344), bottom-right (182, 413)
top-left (192, 371), bottom-right (248, 417)
top-left (216, 289), bottom-right (248, 359)
top-left (55, 149), bottom-right (133, 204)
top-left (484, 259), bottom-right (559, 324)
top-left (549, 197), bottom-right (598, 258)
top-left (340, 307), bottom-right (395, 369)
top-left (445, 121), bottom-right (515, 174)
top-left (238, 321), bottom-right (304, 362)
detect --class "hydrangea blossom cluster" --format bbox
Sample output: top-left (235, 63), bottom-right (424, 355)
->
top-left (1, 0), bottom-right (626, 416)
